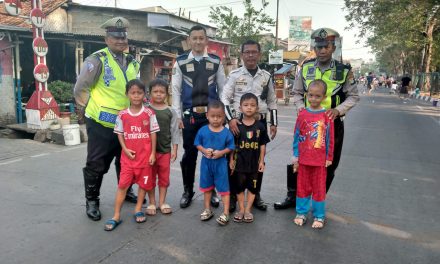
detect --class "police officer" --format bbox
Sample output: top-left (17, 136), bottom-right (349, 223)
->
top-left (172, 25), bottom-right (227, 208)
top-left (222, 40), bottom-right (278, 212)
top-left (74, 17), bottom-right (140, 221)
top-left (274, 28), bottom-right (359, 209)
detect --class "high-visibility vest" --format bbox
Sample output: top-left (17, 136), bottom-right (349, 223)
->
top-left (85, 48), bottom-right (139, 128)
top-left (301, 59), bottom-right (350, 109)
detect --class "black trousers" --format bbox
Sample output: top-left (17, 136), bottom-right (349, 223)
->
top-left (286, 117), bottom-right (344, 193)
top-left (83, 117), bottom-right (121, 201)
top-left (181, 112), bottom-right (208, 189)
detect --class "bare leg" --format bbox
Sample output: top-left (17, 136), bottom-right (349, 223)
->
top-left (158, 186), bottom-right (167, 207)
top-left (204, 191), bottom-right (212, 210)
top-left (146, 188), bottom-right (156, 215)
top-left (136, 188), bottom-right (147, 214)
top-left (221, 194), bottom-right (230, 215)
top-left (105, 187), bottom-right (128, 229)
top-left (236, 192), bottom-right (245, 213)
top-left (245, 191), bottom-right (256, 214)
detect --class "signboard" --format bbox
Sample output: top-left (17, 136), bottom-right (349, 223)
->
top-left (33, 64), bottom-right (50, 83)
top-left (30, 8), bottom-right (46, 28)
top-left (4, 0), bottom-right (22, 16)
top-left (288, 16), bottom-right (312, 51)
top-left (32, 37), bottom-right (48, 57)
top-left (269, 49), bottom-right (283, 65)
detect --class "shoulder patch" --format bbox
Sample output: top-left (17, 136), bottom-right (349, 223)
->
top-left (208, 53), bottom-right (220, 60)
top-left (302, 58), bottom-right (316, 65)
top-left (176, 52), bottom-right (190, 61)
top-left (229, 68), bottom-right (242, 74)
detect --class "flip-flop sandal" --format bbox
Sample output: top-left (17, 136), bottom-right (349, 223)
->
top-left (312, 218), bottom-right (325, 229)
top-left (145, 204), bottom-right (156, 216)
top-left (233, 212), bottom-right (244, 223)
top-left (134, 211), bottom-right (146, 223)
top-left (294, 214), bottom-right (307, 226)
top-left (200, 209), bottom-right (214, 221)
top-left (160, 203), bottom-right (172, 214)
top-left (104, 219), bottom-right (122, 231)
top-left (216, 213), bottom-right (230, 226)
top-left (243, 212), bottom-right (254, 223)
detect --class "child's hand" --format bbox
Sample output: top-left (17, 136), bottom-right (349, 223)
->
top-left (149, 153), bottom-right (156, 165)
top-left (258, 161), bottom-right (265, 172)
top-left (212, 150), bottom-right (223, 159)
top-left (293, 162), bottom-right (299, 173)
top-left (203, 148), bottom-right (213, 158)
top-left (171, 149), bottom-right (178, 163)
top-left (229, 160), bottom-right (236, 171)
top-left (325, 160), bottom-right (332, 167)
top-left (124, 149), bottom-right (136, 160)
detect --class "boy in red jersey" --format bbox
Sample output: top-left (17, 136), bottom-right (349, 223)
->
top-left (292, 80), bottom-right (334, 229)
top-left (105, 79), bottom-right (160, 231)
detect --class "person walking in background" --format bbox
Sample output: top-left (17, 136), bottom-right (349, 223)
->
top-left (73, 17), bottom-right (140, 221)
top-left (172, 25), bottom-right (227, 209)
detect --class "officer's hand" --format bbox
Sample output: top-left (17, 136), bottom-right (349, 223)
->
top-left (76, 105), bottom-right (86, 125)
top-left (228, 119), bottom-right (241, 135)
top-left (326, 109), bottom-right (340, 120)
top-left (178, 119), bottom-right (184, 129)
top-left (270, 125), bottom-right (277, 140)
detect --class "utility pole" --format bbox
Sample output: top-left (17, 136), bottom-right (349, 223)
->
top-left (114, 0), bottom-right (117, 8)
top-left (275, 0), bottom-right (279, 49)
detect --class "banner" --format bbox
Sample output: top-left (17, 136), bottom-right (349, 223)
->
top-left (269, 49), bottom-right (283, 65)
top-left (288, 16), bottom-right (312, 51)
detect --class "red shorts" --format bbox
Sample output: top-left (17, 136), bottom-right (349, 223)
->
top-left (119, 165), bottom-right (154, 191)
top-left (151, 152), bottom-right (171, 188)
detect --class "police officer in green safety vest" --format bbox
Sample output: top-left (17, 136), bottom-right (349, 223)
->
top-left (274, 28), bottom-right (359, 210)
top-left (73, 17), bottom-right (140, 221)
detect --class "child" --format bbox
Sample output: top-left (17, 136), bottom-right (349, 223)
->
top-left (230, 93), bottom-right (270, 223)
top-left (146, 79), bottom-right (180, 215)
top-left (292, 80), bottom-right (334, 229)
top-left (104, 79), bottom-right (160, 231)
top-left (194, 100), bottom-right (235, 226)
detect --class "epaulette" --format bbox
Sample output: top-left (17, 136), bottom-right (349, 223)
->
top-left (301, 58), bottom-right (317, 65)
top-left (229, 68), bottom-right (242, 75)
top-left (176, 52), bottom-right (190, 60)
top-left (207, 53), bottom-right (220, 60)
top-left (260, 69), bottom-right (271, 77)
top-left (92, 51), bottom-right (107, 58)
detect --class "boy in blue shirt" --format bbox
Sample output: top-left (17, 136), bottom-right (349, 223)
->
top-left (194, 100), bottom-right (235, 225)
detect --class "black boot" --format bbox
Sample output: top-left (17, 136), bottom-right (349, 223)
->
top-left (86, 200), bottom-right (101, 221)
top-left (180, 186), bottom-right (195, 208)
top-left (274, 164), bottom-right (297, 209)
top-left (210, 189), bottom-right (220, 208)
top-left (229, 193), bottom-right (237, 213)
top-left (253, 193), bottom-right (267, 211)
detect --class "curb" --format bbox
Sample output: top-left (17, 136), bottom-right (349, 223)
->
top-left (410, 94), bottom-right (439, 107)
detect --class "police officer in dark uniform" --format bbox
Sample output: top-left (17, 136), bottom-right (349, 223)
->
top-left (274, 28), bottom-right (359, 209)
top-left (171, 25), bottom-right (226, 208)
top-left (74, 17), bottom-right (140, 221)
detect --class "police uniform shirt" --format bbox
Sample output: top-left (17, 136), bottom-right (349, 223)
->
top-left (171, 51), bottom-right (227, 117)
top-left (292, 59), bottom-right (359, 116)
top-left (74, 49), bottom-right (129, 107)
top-left (221, 66), bottom-right (277, 118)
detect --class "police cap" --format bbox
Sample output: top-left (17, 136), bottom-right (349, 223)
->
top-left (100, 17), bottom-right (129, 38)
top-left (311, 28), bottom-right (340, 47)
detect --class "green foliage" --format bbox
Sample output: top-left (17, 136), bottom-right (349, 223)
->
top-left (209, 0), bottom-right (275, 55)
top-left (48, 80), bottom-right (74, 103)
top-left (344, 0), bottom-right (439, 75)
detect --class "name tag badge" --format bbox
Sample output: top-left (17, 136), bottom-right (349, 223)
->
top-left (306, 67), bottom-right (316, 79)
top-left (206, 62), bottom-right (214, 70)
top-left (186, 63), bottom-right (195, 72)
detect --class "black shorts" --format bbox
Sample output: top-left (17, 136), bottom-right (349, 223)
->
top-left (233, 171), bottom-right (259, 194)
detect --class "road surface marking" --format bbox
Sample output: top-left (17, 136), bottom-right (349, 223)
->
top-left (362, 221), bottom-right (412, 239)
top-left (0, 158), bottom-right (23, 166)
top-left (30, 153), bottom-right (50, 158)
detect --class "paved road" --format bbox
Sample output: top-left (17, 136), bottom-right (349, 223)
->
top-left (0, 89), bottom-right (439, 264)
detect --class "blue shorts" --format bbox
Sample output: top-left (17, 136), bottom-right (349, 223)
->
top-left (199, 157), bottom-right (229, 195)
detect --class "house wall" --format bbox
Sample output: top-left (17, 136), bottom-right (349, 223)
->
top-left (0, 38), bottom-right (16, 125)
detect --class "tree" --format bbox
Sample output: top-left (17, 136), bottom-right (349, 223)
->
top-left (209, 0), bottom-right (275, 55)
top-left (344, 0), bottom-right (439, 79)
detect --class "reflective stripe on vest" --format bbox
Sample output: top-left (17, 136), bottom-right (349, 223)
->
top-left (85, 48), bottom-right (139, 128)
top-left (301, 61), bottom-right (348, 109)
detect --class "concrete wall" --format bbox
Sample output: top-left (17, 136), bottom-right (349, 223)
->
top-left (45, 7), bottom-right (69, 32)
top-left (0, 38), bottom-right (16, 125)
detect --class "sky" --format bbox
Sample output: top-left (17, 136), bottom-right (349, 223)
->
top-left (74, 0), bottom-right (374, 60)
